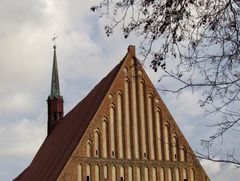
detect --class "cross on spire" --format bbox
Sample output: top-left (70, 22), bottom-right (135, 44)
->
top-left (52, 33), bottom-right (58, 47)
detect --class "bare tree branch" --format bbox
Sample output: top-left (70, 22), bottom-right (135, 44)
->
top-left (92, 0), bottom-right (240, 166)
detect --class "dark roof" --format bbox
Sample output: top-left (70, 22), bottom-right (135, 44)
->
top-left (13, 58), bottom-right (124, 181)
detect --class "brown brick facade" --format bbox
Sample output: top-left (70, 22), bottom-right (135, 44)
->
top-left (56, 46), bottom-right (210, 181)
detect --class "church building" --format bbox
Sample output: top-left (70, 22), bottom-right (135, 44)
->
top-left (14, 45), bottom-right (210, 181)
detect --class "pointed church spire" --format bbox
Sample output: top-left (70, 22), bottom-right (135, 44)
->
top-left (47, 44), bottom-right (64, 136)
top-left (50, 45), bottom-right (60, 99)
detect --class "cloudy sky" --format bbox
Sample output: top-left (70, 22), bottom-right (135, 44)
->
top-left (0, 0), bottom-right (239, 180)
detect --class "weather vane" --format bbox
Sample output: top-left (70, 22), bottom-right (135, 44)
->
top-left (52, 33), bottom-right (58, 47)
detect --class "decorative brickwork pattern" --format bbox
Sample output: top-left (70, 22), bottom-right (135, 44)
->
top-left (57, 46), bottom-right (210, 181)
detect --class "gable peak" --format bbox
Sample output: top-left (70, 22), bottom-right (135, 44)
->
top-left (127, 45), bottom-right (135, 57)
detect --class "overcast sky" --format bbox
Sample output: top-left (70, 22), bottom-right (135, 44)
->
top-left (0, 1), bottom-right (239, 181)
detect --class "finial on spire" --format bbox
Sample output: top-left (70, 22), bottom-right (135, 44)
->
top-left (52, 33), bottom-right (58, 49)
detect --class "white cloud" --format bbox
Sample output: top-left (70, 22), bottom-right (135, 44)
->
top-left (168, 91), bottom-right (204, 118)
top-left (0, 0), bottom-right (46, 26)
top-left (0, 94), bottom-right (33, 114)
top-left (201, 159), bottom-right (240, 181)
top-left (201, 159), bottom-right (221, 175)
top-left (0, 118), bottom-right (45, 158)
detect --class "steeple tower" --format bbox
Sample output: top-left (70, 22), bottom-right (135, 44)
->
top-left (47, 45), bottom-right (64, 136)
